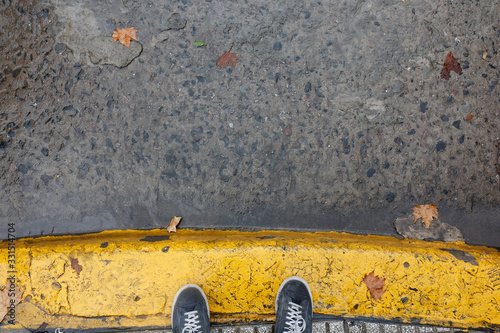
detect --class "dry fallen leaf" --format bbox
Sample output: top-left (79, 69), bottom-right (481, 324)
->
top-left (0, 279), bottom-right (23, 323)
top-left (363, 271), bottom-right (386, 301)
top-left (70, 258), bottom-right (83, 275)
top-left (112, 27), bottom-right (138, 48)
top-left (216, 43), bottom-right (239, 69)
top-left (167, 216), bottom-right (182, 233)
top-left (412, 204), bottom-right (438, 229)
top-left (440, 52), bottom-right (462, 80)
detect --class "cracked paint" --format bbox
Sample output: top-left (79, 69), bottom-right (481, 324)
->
top-left (0, 230), bottom-right (499, 331)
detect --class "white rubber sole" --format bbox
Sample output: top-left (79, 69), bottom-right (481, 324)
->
top-left (171, 284), bottom-right (210, 320)
top-left (275, 276), bottom-right (313, 312)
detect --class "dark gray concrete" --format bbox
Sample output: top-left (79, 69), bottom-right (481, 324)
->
top-left (0, 0), bottom-right (499, 246)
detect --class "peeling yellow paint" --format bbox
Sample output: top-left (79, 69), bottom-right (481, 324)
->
top-left (0, 229), bottom-right (499, 331)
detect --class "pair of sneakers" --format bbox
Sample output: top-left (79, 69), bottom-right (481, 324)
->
top-left (172, 276), bottom-right (313, 333)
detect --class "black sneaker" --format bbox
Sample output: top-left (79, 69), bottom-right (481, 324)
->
top-left (275, 276), bottom-right (313, 333)
top-left (172, 284), bottom-right (210, 333)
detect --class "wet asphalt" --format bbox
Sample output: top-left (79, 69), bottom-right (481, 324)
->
top-left (0, 0), bottom-right (499, 246)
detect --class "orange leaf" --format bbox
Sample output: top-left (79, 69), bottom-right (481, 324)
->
top-left (216, 43), bottom-right (239, 69)
top-left (363, 271), bottom-right (386, 301)
top-left (112, 27), bottom-right (138, 48)
top-left (411, 204), bottom-right (438, 229)
top-left (167, 216), bottom-right (182, 233)
top-left (0, 279), bottom-right (23, 322)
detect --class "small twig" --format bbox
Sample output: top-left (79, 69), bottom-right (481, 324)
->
top-left (265, 261), bottom-right (277, 271)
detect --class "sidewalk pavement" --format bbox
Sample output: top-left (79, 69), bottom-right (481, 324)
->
top-left (123, 319), bottom-right (492, 333)
top-left (1, 229), bottom-right (499, 332)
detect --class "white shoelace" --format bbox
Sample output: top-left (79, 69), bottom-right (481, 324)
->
top-left (182, 310), bottom-right (202, 333)
top-left (284, 301), bottom-right (306, 333)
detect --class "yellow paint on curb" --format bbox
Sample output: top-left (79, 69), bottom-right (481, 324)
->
top-left (0, 229), bottom-right (499, 331)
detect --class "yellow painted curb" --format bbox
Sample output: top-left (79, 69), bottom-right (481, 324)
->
top-left (0, 229), bottom-right (499, 331)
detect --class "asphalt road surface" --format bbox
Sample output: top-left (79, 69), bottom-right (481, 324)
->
top-left (1, 0), bottom-right (499, 246)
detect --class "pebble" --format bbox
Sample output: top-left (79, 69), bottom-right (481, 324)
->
top-left (41, 147), bottom-right (49, 156)
top-left (273, 42), bottom-right (282, 51)
top-left (360, 143), bottom-right (367, 156)
top-left (385, 192), bottom-right (396, 202)
top-left (18, 164), bottom-right (28, 174)
top-left (441, 115), bottom-right (449, 122)
top-left (367, 168), bottom-right (376, 178)
top-left (40, 8), bottom-right (49, 19)
top-left (452, 120), bottom-right (461, 129)
top-left (488, 81), bottom-right (497, 92)
top-left (23, 119), bottom-right (33, 128)
top-left (436, 141), bottom-right (446, 152)
top-left (341, 137), bottom-right (351, 154)
top-left (394, 137), bottom-right (404, 148)
top-left (420, 102), bottom-right (427, 113)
